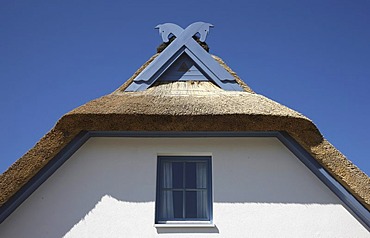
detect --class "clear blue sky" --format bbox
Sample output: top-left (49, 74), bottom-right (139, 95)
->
top-left (1, 0), bottom-right (369, 175)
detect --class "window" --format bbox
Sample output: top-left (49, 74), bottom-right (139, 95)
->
top-left (155, 156), bottom-right (212, 224)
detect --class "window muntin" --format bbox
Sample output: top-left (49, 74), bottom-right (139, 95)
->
top-left (156, 156), bottom-right (212, 223)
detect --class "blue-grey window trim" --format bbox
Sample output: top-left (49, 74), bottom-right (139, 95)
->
top-left (0, 131), bottom-right (369, 230)
top-left (155, 156), bottom-right (213, 224)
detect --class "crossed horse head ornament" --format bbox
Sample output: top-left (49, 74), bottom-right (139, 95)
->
top-left (155, 22), bottom-right (214, 43)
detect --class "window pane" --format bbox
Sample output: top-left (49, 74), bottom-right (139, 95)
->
top-left (185, 162), bottom-right (196, 188)
top-left (173, 191), bottom-right (183, 218)
top-left (185, 191), bottom-right (197, 218)
top-left (160, 191), bottom-right (174, 219)
top-left (197, 162), bottom-right (207, 189)
top-left (162, 162), bottom-right (173, 188)
top-left (197, 190), bottom-right (208, 218)
top-left (172, 162), bottom-right (183, 189)
top-left (186, 162), bottom-right (207, 189)
top-left (159, 191), bottom-right (184, 219)
top-left (185, 191), bottom-right (208, 219)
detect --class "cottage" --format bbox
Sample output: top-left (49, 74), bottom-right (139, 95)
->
top-left (0, 22), bottom-right (369, 237)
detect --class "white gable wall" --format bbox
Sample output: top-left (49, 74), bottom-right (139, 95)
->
top-left (0, 137), bottom-right (368, 237)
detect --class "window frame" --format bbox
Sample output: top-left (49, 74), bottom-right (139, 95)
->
top-left (155, 156), bottom-right (213, 225)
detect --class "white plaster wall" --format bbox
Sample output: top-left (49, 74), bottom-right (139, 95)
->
top-left (0, 137), bottom-right (368, 238)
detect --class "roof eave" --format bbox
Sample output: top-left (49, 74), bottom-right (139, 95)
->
top-left (1, 112), bottom-right (369, 212)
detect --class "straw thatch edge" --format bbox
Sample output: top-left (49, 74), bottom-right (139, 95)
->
top-left (0, 55), bottom-right (369, 213)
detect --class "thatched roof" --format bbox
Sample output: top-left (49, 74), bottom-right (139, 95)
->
top-left (0, 53), bottom-right (369, 214)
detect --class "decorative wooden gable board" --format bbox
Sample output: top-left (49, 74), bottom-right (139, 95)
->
top-left (125, 22), bottom-right (243, 91)
top-left (159, 54), bottom-right (209, 81)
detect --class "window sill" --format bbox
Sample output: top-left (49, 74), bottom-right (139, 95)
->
top-left (154, 222), bottom-right (215, 228)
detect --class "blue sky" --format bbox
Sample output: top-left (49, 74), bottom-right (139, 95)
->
top-left (1, 0), bottom-right (369, 175)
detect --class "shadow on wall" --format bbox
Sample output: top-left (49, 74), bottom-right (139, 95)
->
top-left (62, 195), bottom-right (220, 236)
top-left (0, 141), bottom-right (159, 237)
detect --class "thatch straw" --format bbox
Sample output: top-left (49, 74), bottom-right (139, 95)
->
top-left (0, 54), bottom-right (369, 212)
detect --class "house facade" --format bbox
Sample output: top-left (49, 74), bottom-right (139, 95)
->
top-left (0, 22), bottom-right (369, 237)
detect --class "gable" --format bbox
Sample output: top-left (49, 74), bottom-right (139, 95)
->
top-left (158, 53), bottom-right (209, 82)
top-left (0, 136), bottom-right (368, 237)
top-left (124, 22), bottom-right (244, 91)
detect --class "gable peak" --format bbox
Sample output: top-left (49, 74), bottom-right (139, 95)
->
top-left (124, 22), bottom-right (244, 92)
